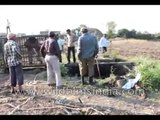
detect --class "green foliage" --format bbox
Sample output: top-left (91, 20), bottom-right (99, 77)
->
top-left (133, 56), bottom-right (160, 92)
top-left (117, 29), bottom-right (136, 38)
top-left (106, 21), bottom-right (117, 39)
top-left (117, 28), bottom-right (155, 40)
top-left (135, 32), bottom-right (155, 40)
top-left (60, 63), bottom-right (68, 77)
top-left (103, 49), bottom-right (119, 60)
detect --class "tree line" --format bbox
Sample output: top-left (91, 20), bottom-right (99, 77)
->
top-left (106, 21), bottom-right (160, 40)
top-left (73, 22), bottom-right (160, 41)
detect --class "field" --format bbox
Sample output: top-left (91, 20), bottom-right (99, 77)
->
top-left (0, 39), bottom-right (160, 115)
top-left (109, 39), bottom-right (160, 60)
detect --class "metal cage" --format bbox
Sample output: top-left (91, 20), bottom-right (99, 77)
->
top-left (0, 35), bottom-right (48, 72)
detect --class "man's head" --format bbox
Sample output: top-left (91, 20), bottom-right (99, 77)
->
top-left (80, 27), bottom-right (88, 34)
top-left (7, 32), bottom-right (16, 40)
top-left (55, 34), bottom-right (59, 40)
top-left (48, 31), bottom-right (56, 38)
top-left (103, 34), bottom-right (107, 38)
top-left (66, 29), bottom-right (71, 35)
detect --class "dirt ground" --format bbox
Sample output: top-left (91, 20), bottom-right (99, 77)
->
top-left (109, 39), bottom-right (160, 59)
top-left (0, 71), bottom-right (160, 115)
top-left (0, 39), bottom-right (160, 115)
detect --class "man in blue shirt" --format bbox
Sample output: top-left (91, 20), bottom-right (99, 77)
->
top-left (77, 27), bottom-right (99, 85)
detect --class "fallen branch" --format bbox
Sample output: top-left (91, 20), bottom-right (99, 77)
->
top-left (20, 105), bottom-right (85, 112)
top-left (3, 103), bottom-right (16, 108)
top-left (55, 102), bottom-right (83, 108)
top-left (87, 107), bottom-right (105, 115)
top-left (8, 97), bottom-right (32, 115)
top-left (0, 90), bottom-right (10, 95)
top-left (21, 106), bottom-right (61, 111)
top-left (38, 103), bottom-right (44, 107)
top-left (86, 107), bottom-right (94, 115)
top-left (63, 108), bottom-right (73, 115)
top-left (78, 98), bottom-right (83, 104)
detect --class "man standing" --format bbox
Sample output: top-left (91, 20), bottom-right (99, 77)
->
top-left (77, 27), bottom-right (99, 85)
top-left (99, 34), bottom-right (110, 53)
top-left (24, 37), bottom-right (42, 64)
top-left (40, 31), bottom-right (63, 88)
top-left (4, 33), bottom-right (24, 93)
top-left (57, 35), bottom-right (65, 53)
top-left (66, 29), bottom-right (77, 64)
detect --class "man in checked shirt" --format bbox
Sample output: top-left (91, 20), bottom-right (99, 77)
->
top-left (4, 33), bottom-right (24, 93)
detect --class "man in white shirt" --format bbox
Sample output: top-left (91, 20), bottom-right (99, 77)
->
top-left (66, 29), bottom-right (77, 63)
top-left (99, 34), bottom-right (110, 53)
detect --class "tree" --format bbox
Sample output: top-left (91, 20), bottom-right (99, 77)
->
top-left (72, 24), bottom-right (88, 37)
top-left (72, 25), bottom-right (103, 40)
top-left (117, 29), bottom-right (137, 38)
top-left (106, 21), bottom-right (117, 39)
top-left (117, 28), bottom-right (129, 38)
top-left (78, 24), bottom-right (88, 29)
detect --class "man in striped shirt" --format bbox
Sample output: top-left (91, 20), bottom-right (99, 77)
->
top-left (4, 33), bottom-right (24, 93)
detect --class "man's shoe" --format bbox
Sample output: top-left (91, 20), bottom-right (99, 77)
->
top-left (11, 89), bottom-right (16, 94)
top-left (56, 85), bottom-right (65, 89)
top-left (48, 83), bottom-right (56, 87)
top-left (81, 76), bottom-right (88, 85)
top-left (89, 76), bottom-right (96, 85)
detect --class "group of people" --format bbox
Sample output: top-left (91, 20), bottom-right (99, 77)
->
top-left (24, 34), bottom-right (65, 65)
top-left (4, 27), bottom-right (110, 93)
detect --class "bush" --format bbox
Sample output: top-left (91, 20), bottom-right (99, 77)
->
top-left (60, 63), bottom-right (68, 77)
top-left (133, 56), bottom-right (160, 92)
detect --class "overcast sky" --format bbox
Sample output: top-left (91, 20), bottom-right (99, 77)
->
top-left (0, 5), bottom-right (160, 35)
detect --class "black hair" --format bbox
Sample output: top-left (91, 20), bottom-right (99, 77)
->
top-left (48, 31), bottom-right (55, 38)
top-left (81, 28), bottom-right (88, 33)
top-left (66, 29), bottom-right (71, 32)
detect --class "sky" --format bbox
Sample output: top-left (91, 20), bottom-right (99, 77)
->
top-left (0, 5), bottom-right (160, 35)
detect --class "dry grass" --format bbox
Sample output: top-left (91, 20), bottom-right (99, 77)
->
top-left (109, 39), bottom-right (160, 60)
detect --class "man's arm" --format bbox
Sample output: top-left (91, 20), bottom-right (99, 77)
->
top-left (94, 37), bottom-right (99, 56)
top-left (54, 40), bottom-right (62, 62)
top-left (14, 43), bottom-right (22, 60)
top-left (99, 38), bottom-right (103, 47)
top-left (73, 33), bottom-right (78, 42)
top-left (3, 44), bottom-right (7, 63)
top-left (77, 37), bottom-right (81, 59)
top-left (40, 41), bottom-right (46, 58)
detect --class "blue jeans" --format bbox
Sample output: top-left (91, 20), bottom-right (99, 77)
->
top-left (9, 63), bottom-right (24, 87)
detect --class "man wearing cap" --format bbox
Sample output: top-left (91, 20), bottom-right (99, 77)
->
top-left (77, 27), bottom-right (99, 85)
top-left (66, 29), bottom-right (77, 64)
top-left (4, 33), bottom-right (24, 93)
top-left (40, 31), bottom-right (63, 88)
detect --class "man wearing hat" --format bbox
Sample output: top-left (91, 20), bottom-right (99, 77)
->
top-left (4, 32), bottom-right (24, 93)
top-left (40, 31), bottom-right (63, 88)
top-left (77, 27), bottom-right (99, 85)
